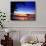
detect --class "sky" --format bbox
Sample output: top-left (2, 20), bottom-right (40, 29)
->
top-left (14, 2), bottom-right (36, 14)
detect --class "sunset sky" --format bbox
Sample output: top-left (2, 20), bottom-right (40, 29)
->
top-left (14, 2), bottom-right (36, 14)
